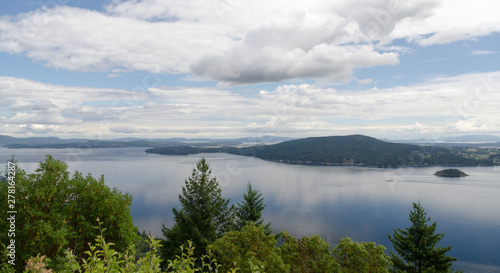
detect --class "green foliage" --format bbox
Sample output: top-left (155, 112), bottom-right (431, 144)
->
top-left (235, 182), bottom-right (271, 234)
top-left (208, 223), bottom-right (288, 273)
top-left (278, 231), bottom-right (338, 273)
top-left (0, 243), bottom-right (15, 273)
top-left (22, 223), bottom-right (163, 273)
top-left (24, 232), bottom-right (225, 273)
top-left (65, 170), bottom-right (139, 259)
top-left (388, 202), bottom-right (458, 273)
top-left (332, 237), bottom-right (391, 273)
top-left (0, 156), bottom-right (139, 271)
top-left (137, 231), bottom-right (153, 260)
top-left (167, 241), bottom-right (223, 273)
top-left (161, 158), bottom-right (235, 265)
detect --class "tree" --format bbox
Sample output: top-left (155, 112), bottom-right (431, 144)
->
top-left (388, 202), bottom-right (458, 273)
top-left (208, 223), bottom-right (288, 273)
top-left (161, 158), bottom-right (235, 265)
top-left (65, 170), bottom-right (138, 259)
top-left (278, 231), bottom-right (339, 273)
top-left (0, 156), bottom-right (139, 271)
top-left (333, 237), bottom-right (391, 273)
top-left (236, 182), bottom-right (271, 234)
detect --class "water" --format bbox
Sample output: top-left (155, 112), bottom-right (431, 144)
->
top-left (1, 147), bottom-right (499, 272)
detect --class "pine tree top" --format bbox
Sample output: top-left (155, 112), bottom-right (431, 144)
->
top-left (388, 201), bottom-right (457, 273)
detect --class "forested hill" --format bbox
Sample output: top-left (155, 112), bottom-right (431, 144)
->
top-left (146, 135), bottom-right (495, 167)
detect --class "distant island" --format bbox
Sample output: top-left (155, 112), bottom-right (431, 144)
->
top-left (146, 135), bottom-right (498, 168)
top-left (0, 135), bottom-right (291, 149)
top-left (434, 169), bottom-right (468, 177)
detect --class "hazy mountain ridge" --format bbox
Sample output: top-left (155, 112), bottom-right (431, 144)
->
top-left (0, 135), bottom-right (292, 149)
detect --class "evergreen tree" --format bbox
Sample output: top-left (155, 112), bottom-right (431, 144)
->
top-left (161, 158), bottom-right (235, 264)
top-left (236, 182), bottom-right (272, 234)
top-left (388, 202), bottom-right (457, 273)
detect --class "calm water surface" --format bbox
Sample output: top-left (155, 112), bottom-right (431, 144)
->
top-left (1, 147), bottom-right (499, 272)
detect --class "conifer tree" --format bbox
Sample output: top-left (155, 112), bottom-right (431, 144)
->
top-left (388, 201), bottom-right (458, 273)
top-left (161, 158), bottom-right (235, 264)
top-left (236, 182), bottom-right (272, 234)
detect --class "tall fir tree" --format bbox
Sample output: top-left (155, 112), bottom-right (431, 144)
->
top-left (236, 182), bottom-right (272, 234)
top-left (161, 158), bottom-right (235, 264)
top-left (388, 201), bottom-right (458, 273)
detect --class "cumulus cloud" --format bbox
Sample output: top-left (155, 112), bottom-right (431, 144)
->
top-left (453, 118), bottom-right (489, 132)
top-left (392, 0), bottom-right (500, 45)
top-left (1, 71), bottom-right (500, 138)
top-left (1, 0), bottom-right (498, 85)
top-left (9, 111), bottom-right (78, 125)
top-left (191, 5), bottom-right (402, 85)
top-left (0, 6), bottom-right (233, 73)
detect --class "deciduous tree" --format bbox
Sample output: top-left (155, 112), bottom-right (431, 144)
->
top-left (333, 237), bottom-right (391, 273)
top-left (278, 231), bottom-right (339, 273)
top-left (0, 155), bottom-right (138, 271)
top-left (208, 223), bottom-right (287, 273)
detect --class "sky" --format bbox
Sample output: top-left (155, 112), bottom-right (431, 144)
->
top-left (0, 0), bottom-right (499, 140)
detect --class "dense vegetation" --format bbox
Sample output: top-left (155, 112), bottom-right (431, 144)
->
top-left (1, 157), bottom-right (461, 272)
top-left (433, 169), bottom-right (469, 177)
top-left (147, 135), bottom-right (497, 167)
top-left (0, 156), bottom-right (139, 271)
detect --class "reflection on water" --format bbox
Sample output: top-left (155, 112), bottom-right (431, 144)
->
top-left (1, 148), bottom-right (500, 271)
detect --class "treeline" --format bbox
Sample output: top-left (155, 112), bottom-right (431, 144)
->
top-left (146, 135), bottom-right (496, 167)
top-left (1, 157), bottom-right (461, 272)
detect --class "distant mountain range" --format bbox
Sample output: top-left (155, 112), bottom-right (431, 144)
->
top-left (3, 134), bottom-right (499, 149)
top-left (0, 135), bottom-right (292, 149)
top-left (390, 134), bottom-right (500, 146)
top-left (147, 135), bottom-right (498, 167)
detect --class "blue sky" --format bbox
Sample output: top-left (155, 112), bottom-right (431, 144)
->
top-left (1, 0), bottom-right (499, 140)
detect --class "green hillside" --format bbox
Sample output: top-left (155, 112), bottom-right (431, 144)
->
top-left (147, 134), bottom-right (495, 167)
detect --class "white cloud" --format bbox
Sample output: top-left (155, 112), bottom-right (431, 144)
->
top-left (1, 71), bottom-right (500, 139)
top-left (110, 125), bottom-right (141, 134)
top-left (9, 111), bottom-right (78, 125)
top-left (0, 6), bottom-right (233, 73)
top-left (358, 78), bottom-right (374, 85)
top-left (453, 118), bottom-right (489, 132)
top-left (1, 0), bottom-right (499, 85)
top-left (191, 4), bottom-right (401, 85)
top-left (471, 50), bottom-right (497, 56)
top-left (393, 0), bottom-right (500, 46)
